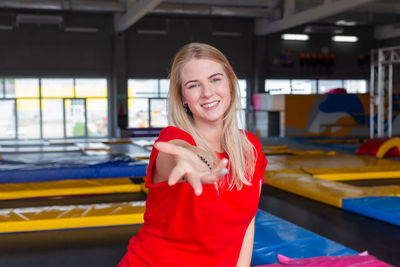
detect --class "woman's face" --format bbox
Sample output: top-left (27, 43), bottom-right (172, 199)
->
top-left (180, 58), bottom-right (231, 127)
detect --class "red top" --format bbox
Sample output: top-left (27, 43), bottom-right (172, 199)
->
top-left (121, 126), bottom-right (267, 267)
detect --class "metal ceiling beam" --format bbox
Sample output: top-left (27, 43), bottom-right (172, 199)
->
top-left (150, 2), bottom-right (279, 18)
top-left (255, 0), bottom-right (378, 35)
top-left (114, 0), bottom-right (163, 32)
top-left (163, 0), bottom-right (282, 8)
top-left (375, 24), bottom-right (400, 40)
top-left (0, 0), bottom-right (123, 12)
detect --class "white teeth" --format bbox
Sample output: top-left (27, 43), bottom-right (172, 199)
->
top-left (202, 101), bottom-right (218, 108)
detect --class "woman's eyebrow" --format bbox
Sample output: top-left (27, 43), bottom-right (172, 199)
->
top-left (184, 79), bottom-right (198, 86)
top-left (208, 73), bottom-right (223, 79)
top-left (184, 73), bottom-right (223, 86)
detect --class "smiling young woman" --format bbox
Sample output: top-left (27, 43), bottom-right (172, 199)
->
top-left (118, 43), bottom-right (267, 267)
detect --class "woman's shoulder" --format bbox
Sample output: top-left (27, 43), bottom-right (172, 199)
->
top-left (159, 126), bottom-right (196, 145)
top-left (241, 130), bottom-right (261, 146)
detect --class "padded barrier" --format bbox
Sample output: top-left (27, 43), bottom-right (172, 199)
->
top-left (265, 154), bottom-right (400, 225)
top-left (0, 154), bottom-right (147, 183)
top-left (0, 201), bottom-right (145, 234)
top-left (262, 145), bottom-right (336, 156)
top-left (252, 210), bottom-right (357, 265)
top-left (342, 196), bottom-right (400, 227)
top-left (0, 178), bottom-right (142, 200)
top-left (357, 138), bottom-right (400, 158)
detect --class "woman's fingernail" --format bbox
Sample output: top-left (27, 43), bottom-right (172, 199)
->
top-left (220, 168), bottom-right (228, 175)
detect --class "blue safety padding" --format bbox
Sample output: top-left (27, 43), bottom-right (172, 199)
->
top-left (276, 137), bottom-right (360, 152)
top-left (252, 210), bottom-right (357, 265)
top-left (342, 196), bottom-right (400, 227)
top-left (0, 154), bottom-right (148, 183)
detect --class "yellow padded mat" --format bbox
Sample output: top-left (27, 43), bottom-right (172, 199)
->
top-left (0, 201), bottom-right (145, 233)
top-left (0, 178), bottom-right (142, 200)
top-left (265, 154), bottom-right (400, 207)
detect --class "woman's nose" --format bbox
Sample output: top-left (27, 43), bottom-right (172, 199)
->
top-left (201, 83), bottom-right (213, 97)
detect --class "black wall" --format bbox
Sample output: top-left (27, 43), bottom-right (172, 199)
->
top-left (125, 16), bottom-right (254, 79)
top-left (0, 13), bottom-right (113, 77)
top-left (258, 25), bottom-right (374, 82)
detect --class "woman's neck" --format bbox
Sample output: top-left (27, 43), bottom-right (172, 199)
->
top-left (195, 121), bottom-right (224, 153)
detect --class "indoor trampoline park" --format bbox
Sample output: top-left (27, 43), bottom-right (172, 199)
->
top-left (0, 0), bottom-right (400, 266)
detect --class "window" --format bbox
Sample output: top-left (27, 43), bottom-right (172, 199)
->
top-left (265, 80), bottom-right (291, 95)
top-left (0, 78), bottom-right (108, 140)
top-left (42, 79), bottom-right (74, 98)
top-left (318, 80), bottom-right (343, 94)
top-left (238, 79), bottom-right (247, 129)
top-left (75, 79), bottom-right (108, 137)
top-left (0, 78), bottom-right (3, 97)
top-left (264, 79), bottom-right (367, 94)
top-left (344, 80), bottom-right (367, 94)
top-left (17, 99), bottom-right (40, 139)
top-left (42, 99), bottom-right (64, 139)
top-left (128, 79), bottom-right (168, 128)
top-left (291, 79), bottom-right (317, 94)
top-left (0, 100), bottom-right (16, 138)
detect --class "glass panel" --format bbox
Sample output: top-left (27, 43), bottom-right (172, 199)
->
top-left (128, 79), bottom-right (158, 98)
top-left (265, 79), bottom-right (291, 95)
top-left (65, 99), bottom-right (86, 138)
top-left (17, 99), bottom-right (40, 139)
top-left (150, 99), bottom-right (168, 127)
top-left (42, 99), bottom-right (64, 139)
top-left (87, 98), bottom-right (108, 137)
top-left (5, 79), bottom-right (16, 98)
top-left (318, 80), bottom-right (343, 94)
top-left (238, 79), bottom-right (247, 98)
top-left (14, 78), bottom-right (39, 97)
top-left (344, 80), bottom-right (367, 94)
top-left (41, 79), bottom-right (74, 98)
top-left (241, 98), bottom-right (247, 109)
top-left (160, 79), bottom-right (170, 97)
top-left (0, 100), bottom-right (16, 138)
top-left (238, 79), bottom-right (247, 109)
top-left (128, 98), bottom-right (149, 128)
top-left (0, 78), bottom-right (3, 98)
top-left (76, 78), bottom-right (107, 97)
top-left (292, 79), bottom-right (317, 94)
top-left (236, 110), bottom-right (246, 130)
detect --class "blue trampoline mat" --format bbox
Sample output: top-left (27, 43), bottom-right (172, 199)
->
top-left (342, 196), bottom-right (400, 227)
top-left (0, 154), bottom-right (148, 183)
top-left (252, 210), bottom-right (357, 265)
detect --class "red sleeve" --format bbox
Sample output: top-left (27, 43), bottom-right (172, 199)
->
top-left (245, 131), bottom-right (268, 183)
top-left (145, 126), bottom-right (196, 188)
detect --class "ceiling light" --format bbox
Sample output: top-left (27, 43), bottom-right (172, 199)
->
top-left (304, 25), bottom-right (343, 34)
top-left (281, 34), bottom-right (309, 41)
top-left (332, 35), bottom-right (358, 42)
top-left (16, 14), bottom-right (62, 26)
top-left (0, 25), bottom-right (13, 31)
top-left (336, 20), bottom-right (357, 26)
top-left (64, 27), bottom-right (98, 33)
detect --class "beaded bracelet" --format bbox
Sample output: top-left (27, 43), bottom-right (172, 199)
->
top-left (197, 155), bottom-right (212, 170)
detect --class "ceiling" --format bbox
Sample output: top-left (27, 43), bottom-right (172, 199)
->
top-left (0, 0), bottom-right (399, 39)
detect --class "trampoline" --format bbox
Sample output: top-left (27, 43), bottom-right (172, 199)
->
top-left (265, 153), bottom-right (400, 226)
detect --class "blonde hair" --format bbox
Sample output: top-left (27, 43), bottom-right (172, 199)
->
top-left (167, 42), bottom-right (256, 190)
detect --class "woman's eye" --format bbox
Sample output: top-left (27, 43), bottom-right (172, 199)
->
top-left (211, 78), bottom-right (221, 83)
top-left (188, 84), bottom-right (198, 89)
